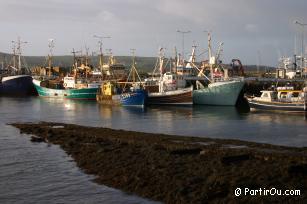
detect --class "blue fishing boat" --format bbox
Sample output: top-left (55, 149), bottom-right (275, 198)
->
top-left (120, 88), bottom-right (147, 106)
top-left (120, 51), bottom-right (148, 106)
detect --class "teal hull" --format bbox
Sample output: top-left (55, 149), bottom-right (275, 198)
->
top-left (193, 80), bottom-right (244, 106)
top-left (33, 82), bottom-right (98, 100)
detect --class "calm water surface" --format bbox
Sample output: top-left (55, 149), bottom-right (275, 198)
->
top-left (1, 97), bottom-right (307, 203)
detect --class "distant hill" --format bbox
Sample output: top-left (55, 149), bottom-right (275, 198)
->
top-left (0, 52), bottom-right (274, 74)
top-left (0, 52), bottom-right (157, 73)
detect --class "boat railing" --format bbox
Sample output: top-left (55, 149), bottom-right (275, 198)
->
top-left (278, 97), bottom-right (304, 103)
top-left (32, 75), bottom-right (59, 81)
top-left (213, 76), bottom-right (244, 83)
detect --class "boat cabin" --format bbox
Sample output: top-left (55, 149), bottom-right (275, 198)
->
top-left (254, 87), bottom-right (305, 103)
top-left (98, 81), bottom-right (122, 96)
top-left (63, 77), bottom-right (76, 88)
top-left (160, 72), bottom-right (177, 92)
top-left (255, 90), bottom-right (277, 102)
top-left (277, 90), bottom-right (304, 102)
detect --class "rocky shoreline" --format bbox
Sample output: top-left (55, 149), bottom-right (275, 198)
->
top-left (11, 122), bottom-right (307, 203)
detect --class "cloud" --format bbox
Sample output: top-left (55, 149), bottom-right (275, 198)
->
top-left (0, 0), bottom-right (306, 65)
top-left (245, 24), bottom-right (258, 33)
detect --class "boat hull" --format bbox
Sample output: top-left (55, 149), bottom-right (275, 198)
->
top-left (247, 98), bottom-right (306, 112)
top-left (147, 86), bottom-right (193, 105)
top-left (120, 89), bottom-right (147, 106)
top-left (193, 80), bottom-right (244, 106)
top-left (0, 75), bottom-right (36, 96)
top-left (33, 79), bottom-right (98, 100)
top-left (96, 94), bottom-right (121, 105)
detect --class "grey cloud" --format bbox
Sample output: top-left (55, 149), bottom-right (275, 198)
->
top-left (0, 0), bottom-right (306, 66)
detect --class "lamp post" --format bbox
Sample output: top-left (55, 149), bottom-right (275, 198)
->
top-left (294, 20), bottom-right (307, 72)
top-left (176, 30), bottom-right (191, 61)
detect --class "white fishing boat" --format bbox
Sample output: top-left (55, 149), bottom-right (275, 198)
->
top-left (146, 48), bottom-right (193, 105)
top-left (247, 86), bottom-right (307, 112)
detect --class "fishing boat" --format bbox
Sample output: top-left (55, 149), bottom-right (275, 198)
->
top-left (148, 85), bottom-right (193, 105)
top-left (33, 44), bottom-right (100, 100)
top-left (146, 48), bottom-right (193, 105)
top-left (96, 80), bottom-right (146, 106)
top-left (120, 88), bottom-right (147, 106)
top-left (247, 86), bottom-right (307, 112)
top-left (96, 81), bottom-right (122, 105)
top-left (193, 79), bottom-right (244, 106)
top-left (0, 37), bottom-right (35, 96)
top-left (120, 51), bottom-right (147, 106)
top-left (33, 77), bottom-right (99, 100)
top-left (1, 75), bottom-right (34, 96)
top-left (192, 32), bottom-right (244, 106)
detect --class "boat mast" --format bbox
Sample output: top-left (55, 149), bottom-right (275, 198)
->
top-left (191, 45), bottom-right (196, 64)
top-left (12, 37), bottom-right (27, 73)
top-left (215, 42), bottom-right (224, 63)
top-left (85, 46), bottom-right (90, 80)
top-left (106, 49), bottom-right (113, 65)
top-left (99, 42), bottom-right (103, 77)
top-left (169, 56), bottom-right (172, 73)
top-left (85, 46), bottom-right (89, 67)
top-left (131, 49), bottom-right (136, 83)
top-left (174, 46), bottom-right (178, 74)
top-left (177, 30), bottom-right (191, 62)
top-left (93, 35), bottom-right (111, 79)
top-left (206, 31), bottom-right (214, 81)
top-left (71, 49), bottom-right (81, 77)
top-left (159, 48), bottom-right (164, 77)
top-left (11, 42), bottom-right (16, 70)
top-left (48, 39), bottom-right (55, 77)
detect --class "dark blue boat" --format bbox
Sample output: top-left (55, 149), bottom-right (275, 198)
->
top-left (0, 75), bottom-right (36, 96)
top-left (0, 38), bottom-right (36, 97)
top-left (120, 89), bottom-right (148, 106)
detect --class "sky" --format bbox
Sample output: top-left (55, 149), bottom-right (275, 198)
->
top-left (0, 0), bottom-right (306, 66)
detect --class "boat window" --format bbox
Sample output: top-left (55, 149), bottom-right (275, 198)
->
top-left (271, 92), bottom-right (277, 99)
top-left (262, 93), bottom-right (269, 98)
top-left (291, 92), bottom-right (299, 97)
top-left (280, 92), bottom-right (287, 98)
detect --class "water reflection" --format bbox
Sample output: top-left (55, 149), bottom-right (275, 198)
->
top-left (192, 105), bottom-right (245, 120)
top-left (0, 97), bottom-right (160, 204)
top-left (1, 97), bottom-right (307, 147)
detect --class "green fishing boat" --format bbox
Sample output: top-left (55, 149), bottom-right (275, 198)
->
top-left (33, 78), bottom-right (99, 100)
top-left (32, 41), bottom-right (101, 100)
top-left (193, 80), bottom-right (244, 105)
top-left (192, 32), bottom-right (244, 106)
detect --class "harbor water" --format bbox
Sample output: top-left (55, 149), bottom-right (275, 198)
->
top-left (1, 97), bottom-right (307, 203)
